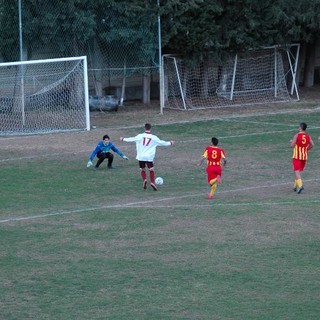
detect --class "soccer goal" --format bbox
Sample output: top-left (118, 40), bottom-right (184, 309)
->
top-left (161, 45), bottom-right (300, 111)
top-left (0, 56), bottom-right (90, 135)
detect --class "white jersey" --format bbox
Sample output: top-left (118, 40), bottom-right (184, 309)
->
top-left (123, 131), bottom-right (171, 161)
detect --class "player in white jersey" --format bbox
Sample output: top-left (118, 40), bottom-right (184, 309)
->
top-left (120, 123), bottom-right (174, 190)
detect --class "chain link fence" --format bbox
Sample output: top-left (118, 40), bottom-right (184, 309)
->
top-left (0, 0), bottom-right (160, 104)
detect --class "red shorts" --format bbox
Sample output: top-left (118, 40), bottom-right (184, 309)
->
top-left (206, 165), bottom-right (222, 184)
top-left (292, 158), bottom-right (306, 171)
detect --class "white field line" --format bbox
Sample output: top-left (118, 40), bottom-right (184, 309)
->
top-left (1, 125), bottom-right (320, 163)
top-left (1, 178), bottom-right (320, 224)
top-left (96, 106), bottom-right (320, 130)
top-left (171, 126), bottom-right (320, 144)
top-left (1, 108), bottom-right (319, 223)
top-left (0, 106), bottom-right (319, 142)
top-left (119, 199), bottom-right (320, 208)
top-left (218, 119), bottom-right (299, 127)
top-left (0, 151), bottom-right (84, 163)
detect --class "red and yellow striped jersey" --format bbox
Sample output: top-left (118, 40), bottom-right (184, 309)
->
top-left (203, 146), bottom-right (226, 166)
top-left (292, 132), bottom-right (311, 160)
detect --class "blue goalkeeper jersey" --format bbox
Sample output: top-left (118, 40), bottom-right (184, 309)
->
top-left (89, 141), bottom-right (124, 161)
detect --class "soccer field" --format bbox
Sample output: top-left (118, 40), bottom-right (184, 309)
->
top-left (1, 108), bottom-right (320, 319)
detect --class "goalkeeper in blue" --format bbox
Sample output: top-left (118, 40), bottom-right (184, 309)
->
top-left (87, 134), bottom-right (128, 170)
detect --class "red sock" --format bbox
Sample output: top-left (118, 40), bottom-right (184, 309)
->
top-left (141, 170), bottom-right (147, 181)
top-left (150, 170), bottom-right (155, 183)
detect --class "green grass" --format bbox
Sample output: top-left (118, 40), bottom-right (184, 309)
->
top-left (1, 110), bottom-right (320, 319)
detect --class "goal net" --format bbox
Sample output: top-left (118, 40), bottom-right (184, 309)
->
top-left (0, 56), bottom-right (90, 135)
top-left (162, 45), bottom-right (300, 110)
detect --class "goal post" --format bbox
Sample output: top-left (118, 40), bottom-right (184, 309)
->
top-left (162, 45), bottom-right (300, 110)
top-left (0, 56), bottom-right (90, 136)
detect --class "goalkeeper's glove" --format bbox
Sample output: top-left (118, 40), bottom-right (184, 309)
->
top-left (122, 155), bottom-right (129, 160)
top-left (87, 160), bottom-right (93, 167)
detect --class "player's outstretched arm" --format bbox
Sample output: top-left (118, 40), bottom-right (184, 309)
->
top-left (155, 137), bottom-right (174, 146)
top-left (290, 134), bottom-right (298, 148)
top-left (120, 136), bottom-right (139, 142)
top-left (309, 136), bottom-right (315, 151)
top-left (197, 157), bottom-right (205, 167)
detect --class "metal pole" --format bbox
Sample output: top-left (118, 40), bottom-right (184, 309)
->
top-left (274, 47), bottom-right (277, 97)
top-left (83, 56), bottom-right (91, 131)
top-left (18, 0), bottom-right (23, 62)
top-left (157, 0), bottom-right (164, 114)
top-left (289, 44), bottom-right (300, 100)
top-left (174, 57), bottom-right (187, 110)
top-left (230, 54), bottom-right (238, 100)
top-left (18, 0), bottom-right (26, 126)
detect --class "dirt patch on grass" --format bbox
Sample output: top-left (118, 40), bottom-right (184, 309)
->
top-left (90, 85), bottom-right (320, 129)
top-left (0, 85), bottom-right (319, 158)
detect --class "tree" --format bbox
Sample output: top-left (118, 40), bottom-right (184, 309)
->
top-left (0, 0), bottom-right (19, 61)
top-left (91, 0), bottom-right (158, 98)
top-left (161, 0), bottom-right (293, 60)
top-left (160, 0), bottom-right (320, 85)
top-left (23, 0), bottom-right (96, 58)
top-left (294, 0), bottom-right (320, 86)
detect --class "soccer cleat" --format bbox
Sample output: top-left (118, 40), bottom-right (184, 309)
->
top-left (143, 180), bottom-right (147, 190)
top-left (207, 194), bottom-right (213, 199)
top-left (293, 187), bottom-right (297, 192)
top-left (150, 182), bottom-right (158, 191)
top-left (296, 186), bottom-right (304, 194)
top-left (107, 165), bottom-right (115, 169)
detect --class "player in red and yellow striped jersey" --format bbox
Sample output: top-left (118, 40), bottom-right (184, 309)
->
top-left (290, 122), bottom-right (314, 194)
top-left (198, 137), bottom-right (227, 199)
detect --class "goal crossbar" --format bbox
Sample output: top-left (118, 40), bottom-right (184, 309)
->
top-left (0, 56), bottom-right (90, 135)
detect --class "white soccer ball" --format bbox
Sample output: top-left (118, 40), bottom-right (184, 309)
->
top-left (155, 177), bottom-right (164, 185)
